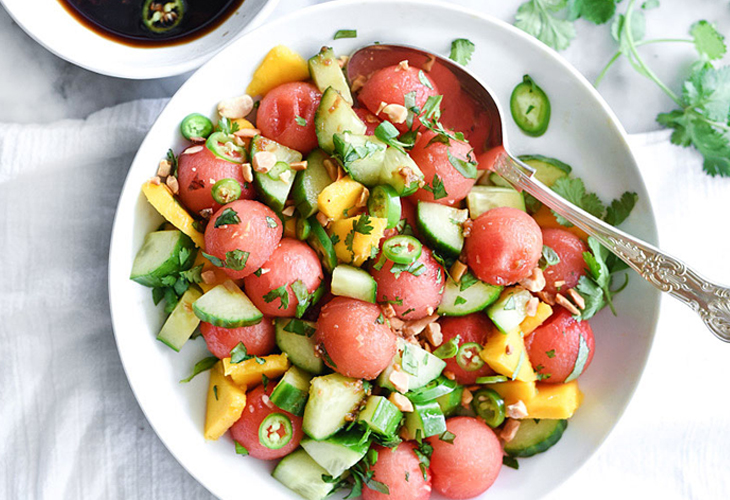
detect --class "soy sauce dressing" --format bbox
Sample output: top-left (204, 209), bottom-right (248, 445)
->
top-left (58, 0), bottom-right (246, 48)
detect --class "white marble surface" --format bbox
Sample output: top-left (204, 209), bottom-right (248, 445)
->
top-left (1, 0), bottom-right (729, 132)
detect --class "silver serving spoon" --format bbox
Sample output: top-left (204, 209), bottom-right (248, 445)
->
top-left (348, 44), bottom-right (730, 342)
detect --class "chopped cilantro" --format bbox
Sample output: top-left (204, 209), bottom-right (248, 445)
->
top-left (213, 385), bottom-right (218, 401)
top-left (454, 295), bottom-right (467, 306)
top-left (539, 245), bottom-right (561, 269)
top-left (418, 70), bottom-right (433, 89)
top-left (263, 285), bottom-right (290, 310)
top-left (225, 249), bottom-right (249, 271)
top-left (459, 270), bottom-right (479, 291)
top-left (503, 456), bottom-right (519, 469)
top-left (266, 216), bottom-right (279, 228)
top-left (449, 38), bottom-right (475, 65)
top-left (214, 207), bottom-right (240, 228)
top-left (295, 115), bottom-right (307, 127)
top-left (439, 430), bottom-right (456, 443)
top-left (423, 173), bottom-right (448, 200)
top-left (179, 356), bottom-right (218, 383)
top-left (334, 29), bottom-right (357, 39)
top-left (546, 349), bottom-right (556, 358)
top-left (235, 441), bottom-right (249, 455)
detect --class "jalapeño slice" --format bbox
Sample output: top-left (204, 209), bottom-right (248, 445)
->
top-left (206, 132), bottom-right (246, 164)
top-left (471, 388), bottom-right (506, 428)
top-left (180, 113), bottom-right (213, 141)
top-left (211, 178), bottom-right (242, 205)
top-left (510, 75), bottom-right (551, 137)
top-left (258, 413), bottom-right (294, 450)
top-left (456, 342), bottom-right (485, 371)
top-left (142, 0), bottom-right (185, 34)
top-left (382, 235), bottom-right (422, 265)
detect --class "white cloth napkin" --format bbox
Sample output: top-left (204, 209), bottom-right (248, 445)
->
top-left (1, 100), bottom-right (729, 500)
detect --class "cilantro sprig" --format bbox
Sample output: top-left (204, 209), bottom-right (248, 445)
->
top-left (573, 236), bottom-right (630, 320)
top-left (550, 176), bottom-right (637, 227)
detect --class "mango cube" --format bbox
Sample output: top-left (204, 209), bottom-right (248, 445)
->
top-left (246, 45), bottom-right (310, 97)
top-left (204, 362), bottom-right (247, 440)
top-left (480, 328), bottom-right (536, 382)
top-left (317, 177), bottom-right (366, 221)
top-left (222, 354), bottom-right (290, 388)
top-left (330, 216), bottom-right (388, 267)
top-left (490, 380), bottom-right (538, 407)
top-left (141, 181), bottom-right (205, 248)
top-left (520, 302), bottom-right (553, 336)
top-left (527, 381), bottom-right (583, 419)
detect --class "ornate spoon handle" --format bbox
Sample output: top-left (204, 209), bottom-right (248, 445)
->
top-left (494, 153), bottom-right (730, 342)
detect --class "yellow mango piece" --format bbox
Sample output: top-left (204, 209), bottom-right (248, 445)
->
top-left (222, 353), bottom-right (290, 388)
top-left (141, 181), bottom-right (205, 248)
top-left (533, 205), bottom-right (588, 240)
top-left (480, 327), bottom-right (536, 382)
top-left (317, 177), bottom-right (366, 221)
top-left (204, 362), bottom-right (247, 440)
top-left (192, 252), bottom-right (230, 293)
top-left (283, 216), bottom-right (298, 239)
top-left (330, 216), bottom-right (388, 267)
top-left (520, 302), bottom-right (553, 336)
top-left (490, 380), bottom-right (538, 407)
top-left (526, 381), bottom-right (583, 419)
top-left (246, 45), bottom-right (310, 97)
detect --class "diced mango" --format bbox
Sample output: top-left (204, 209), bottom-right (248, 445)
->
top-left (533, 205), bottom-right (588, 241)
top-left (246, 45), bottom-right (310, 97)
top-left (330, 216), bottom-right (388, 267)
top-left (520, 302), bottom-right (553, 336)
top-left (526, 381), bottom-right (583, 419)
top-left (222, 354), bottom-right (290, 388)
top-left (193, 252), bottom-right (230, 293)
top-left (204, 362), bottom-right (247, 440)
top-left (283, 215), bottom-right (297, 239)
top-left (141, 181), bottom-right (205, 248)
top-left (317, 177), bottom-right (366, 221)
top-left (490, 380), bottom-right (538, 407)
top-left (480, 327), bottom-right (536, 382)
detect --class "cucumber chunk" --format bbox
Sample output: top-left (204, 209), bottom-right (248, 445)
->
top-left (438, 276), bottom-right (503, 316)
top-left (315, 87), bottom-right (366, 154)
top-left (251, 135), bottom-right (302, 212)
top-left (302, 373), bottom-right (366, 440)
top-left (272, 449), bottom-right (336, 500)
top-left (192, 281), bottom-right (263, 328)
top-left (519, 154), bottom-right (571, 187)
top-left (467, 186), bottom-right (526, 218)
top-left (307, 216), bottom-right (338, 273)
top-left (403, 401), bottom-right (447, 440)
top-left (274, 318), bottom-right (325, 375)
top-left (301, 429), bottom-right (370, 477)
top-left (270, 366), bottom-right (313, 416)
top-left (130, 230), bottom-right (196, 287)
top-left (156, 287), bottom-right (202, 351)
top-left (436, 385), bottom-right (464, 417)
top-left (416, 201), bottom-right (468, 258)
top-left (331, 265), bottom-right (378, 303)
top-left (309, 47), bottom-right (353, 105)
top-left (504, 419), bottom-right (568, 457)
top-left (378, 340), bottom-right (446, 392)
top-left (487, 172), bottom-right (514, 188)
top-left (487, 288), bottom-right (533, 333)
top-left (293, 149), bottom-right (334, 219)
top-left (380, 147), bottom-right (424, 196)
top-left (333, 132), bottom-right (387, 186)
top-left (357, 395), bottom-right (403, 437)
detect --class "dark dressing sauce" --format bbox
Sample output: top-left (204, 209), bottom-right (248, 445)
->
top-left (58, 0), bottom-right (246, 48)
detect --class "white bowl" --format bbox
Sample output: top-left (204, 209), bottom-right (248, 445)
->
top-left (0, 0), bottom-right (279, 79)
top-left (109, 1), bottom-right (661, 498)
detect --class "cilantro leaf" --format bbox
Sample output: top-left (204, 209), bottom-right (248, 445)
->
top-left (166, 149), bottom-right (179, 177)
top-left (214, 207), bottom-right (240, 228)
top-left (567, 0), bottom-right (617, 25)
top-left (216, 117), bottom-right (239, 135)
top-left (374, 122), bottom-right (413, 154)
top-left (235, 442), bottom-right (249, 455)
top-left (641, 0), bottom-right (659, 9)
top-left (423, 173), bottom-right (448, 200)
top-left (447, 150), bottom-right (478, 179)
top-left (263, 285), bottom-right (290, 310)
top-left (295, 115), bottom-right (307, 127)
top-left (539, 245), bottom-right (561, 269)
top-left (179, 356), bottom-right (218, 383)
top-left (605, 191), bottom-right (638, 226)
top-left (418, 70), bottom-right (434, 90)
top-left (225, 249), bottom-right (249, 271)
top-left (550, 177), bottom-right (605, 224)
top-left (449, 39), bottom-right (475, 65)
top-left (459, 271), bottom-right (479, 291)
top-left (515, 0), bottom-right (576, 52)
top-left (291, 280), bottom-right (316, 318)
top-left (691, 20), bottom-right (727, 62)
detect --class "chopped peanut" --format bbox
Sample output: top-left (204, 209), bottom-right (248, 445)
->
top-left (403, 314), bottom-right (439, 337)
top-left (323, 159), bottom-right (338, 181)
top-left (423, 322), bottom-right (443, 347)
top-left (382, 104), bottom-right (408, 124)
top-left (525, 297), bottom-right (539, 317)
top-left (389, 392), bottom-right (414, 412)
top-left (252, 151), bottom-right (276, 173)
top-left (461, 387), bottom-right (473, 407)
top-left (316, 211), bottom-right (331, 228)
top-left (422, 55), bottom-right (435, 72)
top-left (234, 128), bottom-right (260, 138)
top-left (450, 260), bottom-right (468, 283)
top-left (218, 94), bottom-right (254, 119)
top-left (281, 205), bottom-right (296, 217)
top-left (567, 288), bottom-right (586, 310)
top-left (461, 218), bottom-right (474, 238)
top-left (553, 280), bottom-right (565, 290)
top-left (443, 370), bottom-right (456, 381)
top-left (506, 400), bottom-right (528, 419)
top-left (201, 270), bottom-right (216, 284)
top-left (181, 145), bottom-right (203, 155)
top-left (355, 187), bottom-right (370, 208)
top-left (397, 60), bottom-right (410, 71)
top-left (536, 291), bottom-right (556, 306)
top-left (351, 75), bottom-right (367, 93)
top-left (241, 163), bottom-right (253, 183)
top-left (389, 367), bottom-right (410, 394)
top-left (555, 293), bottom-right (581, 315)
top-left (337, 55), bottom-right (349, 68)
top-left (165, 175), bottom-right (179, 194)
top-left (519, 267), bottom-right (546, 292)
top-left (150, 176), bottom-right (161, 186)
top-left (199, 208), bottom-right (213, 219)
top-left (381, 303), bottom-right (397, 319)
top-left (157, 159), bottom-right (172, 178)
top-left (290, 161), bottom-right (308, 171)
top-left (279, 170), bottom-right (293, 184)
top-left (499, 419), bottom-right (521, 443)
top-left (389, 317), bottom-right (405, 331)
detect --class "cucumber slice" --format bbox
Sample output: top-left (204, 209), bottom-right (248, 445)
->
top-left (368, 184), bottom-right (401, 228)
top-left (307, 216), bottom-right (338, 273)
top-left (378, 340), bottom-right (446, 392)
top-left (302, 373), bottom-right (366, 440)
top-left (488, 172), bottom-right (514, 188)
top-left (130, 230), bottom-right (196, 287)
top-left (519, 154), bottom-right (571, 187)
top-left (156, 287), bottom-right (202, 351)
top-left (251, 135), bottom-right (302, 212)
top-left (406, 375), bottom-right (458, 404)
top-left (380, 147), bottom-right (424, 196)
top-left (436, 385), bottom-right (464, 417)
top-left (192, 281), bottom-right (263, 328)
top-left (333, 132), bottom-right (387, 186)
top-left (309, 47), bottom-right (353, 105)
top-left (272, 449), bottom-right (336, 500)
top-left (467, 186), bottom-right (526, 218)
top-left (315, 87), bottom-right (366, 154)
top-left (274, 318), bottom-right (325, 375)
top-left (487, 288), bottom-right (533, 333)
top-left (504, 419), bottom-right (568, 457)
top-left (403, 401), bottom-right (447, 440)
top-left (293, 149), bottom-right (334, 219)
top-left (416, 201), bottom-right (468, 258)
top-left (270, 366), bottom-right (313, 416)
top-left (331, 265), bottom-right (377, 303)
top-left (301, 429), bottom-right (370, 477)
top-left (438, 276), bottom-right (503, 316)
top-left (357, 395), bottom-right (403, 437)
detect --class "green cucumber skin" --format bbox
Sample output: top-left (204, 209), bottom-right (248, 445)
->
top-left (272, 449), bottom-right (334, 500)
top-left (300, 429), bottom-right (369, 477)
top-left (315, 87), bottom-right (366, 154)
top-left (504, 419), bottom-right (568, 457)
top-left (250, 136), bottom-right (301, 213)
top-left (357, 395), bottom-right (403, 437)
top-left (302, 374), bottom-right (365, 440)
top-left (274, 319), bottom-right (325, 375)
top-left (130, 230), bottom-right (196, 287)
top-left (270, 366), bottom-right (313, 416)
top-left (307, 216), bottom-right (338, 273)
top-left (309, 47), bottom-right (353, 105)
top-left (467, 186), bottom-right (526, 218)
top-left (436, 385), bottom-right (464, 417)
top-left (331, 265), bottom-right (378, 303)
top-left (403, 401), bottom-right (447, 439)
top-left (406, 375), bottom-right (458, 404)
top-left (416, 202), bottom-right (466, 259)
top-left (156, 287), bottom-right (202, 352)
top-left (437, 277), bottom-right (503, 316)
top-left (293, 149), bottom-right (333, 219)
top-left (335, 133), bottom-right (387, 186)
top-left (192, 283), bottom-right (263, 328)
top-left (487, 288), bottom-right (532, 333)
top-left (518, 154), bottom-right (571, 187)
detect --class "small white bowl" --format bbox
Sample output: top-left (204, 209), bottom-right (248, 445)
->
top-left (0, 0), bottom-right (279, 79)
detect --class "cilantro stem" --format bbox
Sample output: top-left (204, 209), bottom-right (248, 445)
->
top-left (595, 52), bottom-right (622, 87)
top-left (624, 0), bottom-right (683, 107)
top-left (596, 39), bottom-right (693, 87)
